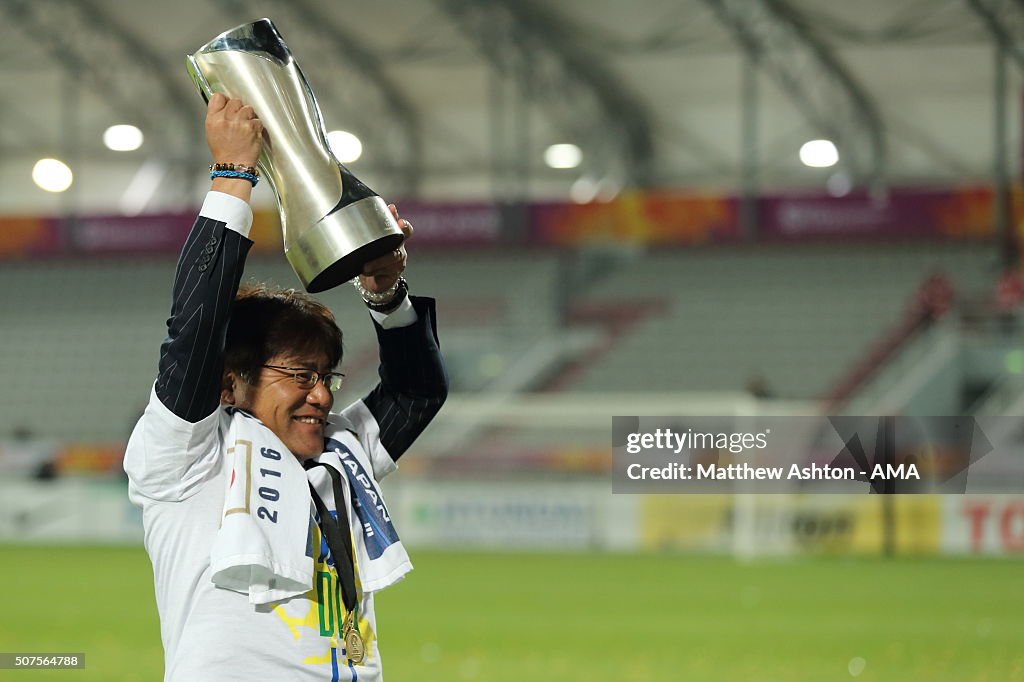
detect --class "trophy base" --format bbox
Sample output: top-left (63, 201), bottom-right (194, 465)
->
top-left (305, 233), bottom-right (405, 293)
top-left (286, 195), bottom-right (406, 293)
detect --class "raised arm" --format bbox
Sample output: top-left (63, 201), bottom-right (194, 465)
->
top-left (363, 295), bottom-right (448, 460)
top-left (354, 211), bottom-right (448, 461)
top-left (155, 94), bottom-right (263, 422)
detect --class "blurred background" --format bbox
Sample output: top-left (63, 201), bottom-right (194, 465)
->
top-left (1, 0), bottom-right (1023, 680)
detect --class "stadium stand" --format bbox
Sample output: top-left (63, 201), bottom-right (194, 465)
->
top-left (0, 242), bottom-right (994, 441)
top-left (0, 251), bottom-right (562, 440)
top-left (565, 243), bottom-right (996, 398)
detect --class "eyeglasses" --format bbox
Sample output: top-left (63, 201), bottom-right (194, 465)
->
top-left (261, 364), bottom-right (345, 392)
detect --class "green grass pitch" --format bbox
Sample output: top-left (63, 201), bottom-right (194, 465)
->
top-left (0, 545), bottom-right (1021, 681)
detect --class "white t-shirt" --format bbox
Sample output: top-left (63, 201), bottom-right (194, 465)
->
top-left (125, 390), bottom-right (398, 681)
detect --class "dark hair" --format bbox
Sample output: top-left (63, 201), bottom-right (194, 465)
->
top-left (224, 282), bottom-right (343, 383)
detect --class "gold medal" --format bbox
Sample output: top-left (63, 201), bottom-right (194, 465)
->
top-left (345, 628), bottom-right (365, 664)
top-left (343, 614), bottom-right (365, 665)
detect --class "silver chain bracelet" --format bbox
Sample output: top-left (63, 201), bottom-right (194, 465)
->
top-left (352, 276), bottom-right (404, 304)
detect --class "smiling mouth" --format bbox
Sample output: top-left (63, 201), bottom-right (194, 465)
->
top-left (293, 416), bottom-right (325, 426)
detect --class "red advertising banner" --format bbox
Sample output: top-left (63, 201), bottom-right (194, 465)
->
top-left (0, 216), bottom-right (62, 257)
top-left (397, 201), bottom-right (503, 245)
top-left (0, 184), bottom-right (1013, 260)
top-left (249, 210), bottom-right (284, 254)
top-left (65, 213), bottom-right (197, 254)
top-left (760, 186), bottom-right (999, 241)
top-left (530, 190), bottom-right (739, 246)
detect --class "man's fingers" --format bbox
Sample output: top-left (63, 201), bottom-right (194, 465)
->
top-left (207, 93), bottom-right (227, 114)
top-left (244, 115), bottom-right (263, 134)
top-left (225, 98), bottom-right (243, 114)
top-left (386, 204), bottom-right (414, 239)
top-left (399, 218), bottom-right (413, 239)
top-left (239, 105), bottom-right (256, 120)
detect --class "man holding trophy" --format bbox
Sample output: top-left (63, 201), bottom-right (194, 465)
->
top-left (124, 20), bottom-right (448, 682)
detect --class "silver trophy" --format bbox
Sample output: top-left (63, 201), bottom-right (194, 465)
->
top-left (187, 19), bottom-right (404, 292)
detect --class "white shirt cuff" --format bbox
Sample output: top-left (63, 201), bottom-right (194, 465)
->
top-left (200, 191), bottom-right (254, 238)
top-left (369, 296), bottom-right (417, 329)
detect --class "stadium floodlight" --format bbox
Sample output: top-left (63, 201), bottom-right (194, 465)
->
top-left (327, 130), bottom-right (363, 163)
top-left (544, 143), bottom-right (582, 169)
top-left (32, 158), bottom-right (73, 192)
top-left (799, 139), bottom-right (839, 168)
top-left (103, 124), bottom-right (144, 152)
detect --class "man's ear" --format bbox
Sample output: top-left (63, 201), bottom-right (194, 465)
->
top-left (220, 370), bottom-right (237, 405)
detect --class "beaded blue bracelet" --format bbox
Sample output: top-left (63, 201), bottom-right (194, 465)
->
top-left (210, 169), bottom-right (259, 186)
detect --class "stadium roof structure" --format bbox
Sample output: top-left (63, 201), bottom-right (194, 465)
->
top-left (0, 0), bottom-right (1021, 214)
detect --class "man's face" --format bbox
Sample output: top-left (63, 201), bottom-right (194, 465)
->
top-left (223, 353), bottom-right (335, 460)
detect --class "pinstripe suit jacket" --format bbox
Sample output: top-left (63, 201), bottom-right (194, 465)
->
top-left (154, 212), bottom-right (447, 463)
